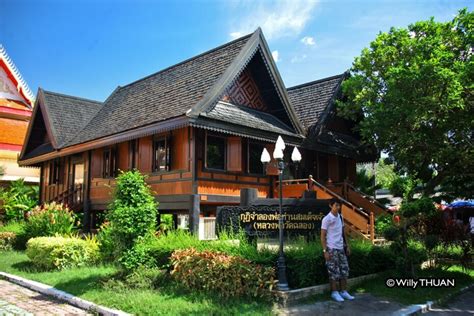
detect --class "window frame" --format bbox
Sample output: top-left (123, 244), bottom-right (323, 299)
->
top-left (102, 146), bottom-right (118, 178)
top-left (48, 159), bottom-right (61, 185)
top-left (152, 136), bottom-right (171, 173)
top-left (204, 133), bottom-right (227, 171)
top-left (247, 141), bottom-right (265, 175)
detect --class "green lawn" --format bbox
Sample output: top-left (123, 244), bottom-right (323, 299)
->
top-left (0, 251), bottom-right (272, 316)
top-left (351, 266), bottom-right (474, 305)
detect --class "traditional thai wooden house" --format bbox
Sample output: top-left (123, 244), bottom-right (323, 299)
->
top-left (18, 29), bottom-right (384, 240)
top-left (0, 45), bottom-right (39, 184)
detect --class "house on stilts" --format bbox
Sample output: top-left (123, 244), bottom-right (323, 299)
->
top-left (18, 29), bottom-right (386, 241)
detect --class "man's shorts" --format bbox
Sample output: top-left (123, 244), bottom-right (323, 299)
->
top-left (325, 248), bottom-right (349, 280)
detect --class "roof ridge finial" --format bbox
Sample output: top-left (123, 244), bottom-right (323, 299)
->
top-left (0, 43), bottom-right (35, 105)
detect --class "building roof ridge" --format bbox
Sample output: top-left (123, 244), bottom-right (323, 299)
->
top-left (287, 73), bottom-right (346, 91)
top-left (119, 32), bottom-right (254, 90)
top-left (41, 89), bottom-right (103, 104)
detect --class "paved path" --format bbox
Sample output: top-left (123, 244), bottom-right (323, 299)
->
top-left (278, 293), bottom-right (406, 315)
top-left (0, 279), bottom-right (90, 315)
top-left (425, 288), bottom-right (474, 315)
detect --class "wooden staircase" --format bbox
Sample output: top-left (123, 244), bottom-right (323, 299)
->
top-left (275, 176), bottom-right (389, 244)
top-left (50, 184), bottom-right (84, 212)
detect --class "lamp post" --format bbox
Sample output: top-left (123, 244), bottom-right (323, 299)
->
top-left (260, 135), bottom-right (301, 291)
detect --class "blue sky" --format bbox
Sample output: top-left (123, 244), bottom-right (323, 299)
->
top-left (0, 0), bottom-right (471, 101)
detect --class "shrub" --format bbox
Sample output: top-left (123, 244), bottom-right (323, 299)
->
top-left (0, 221), bottom-right (28, 250)
top-left (148, 230), bottom-right (400, 288)
top-left (0, 232), bottom-right (16, 250)
top-left (26, 236), bottom-right (99, 270)
top-left (284, 239), bottom-right (397, 288)
top-left (375, 213), bottom-right (394, 235)
top-left (96, 221), bottom-right (117, 261)
top-left (284, 240), bottom-right (325, 288)
top-left (170, 248), bottom-right (276, 300)
top-left (105, 170), bottom-right (158, 270)
top-left (24, 202), bottom-right (74, 241)
top-left (148, 229), bottom-right (277, 269)
top-left (0, 179), bottom-right (38, 222)
top-left (119, 235), bottom-right (156, 270)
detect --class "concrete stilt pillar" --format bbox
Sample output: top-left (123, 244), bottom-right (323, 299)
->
top-left (189, 194), bottom-right (200, 234)
top-left (240, 188), bottom-right (258, 207)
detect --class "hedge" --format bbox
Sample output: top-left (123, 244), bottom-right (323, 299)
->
top-left (26, 236), bottom-right (99, 270)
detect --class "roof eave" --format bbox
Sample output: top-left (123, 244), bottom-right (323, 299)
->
top-left (19, 115), bottom-right (190, 166)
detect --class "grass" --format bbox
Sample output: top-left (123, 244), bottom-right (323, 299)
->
top-left (0, 251), bottom-right (273, 315)
top-left (351, 265), bottom-right (474, 305)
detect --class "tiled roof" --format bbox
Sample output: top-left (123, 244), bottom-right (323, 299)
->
top-left (67, 34), bottom-right (252, 146)
top-left (41, 90), bottom-right (102, 147)
top-left (199, 101), bottom-right (301, 138)
top-left (287, 73), bottom-right (345, 131)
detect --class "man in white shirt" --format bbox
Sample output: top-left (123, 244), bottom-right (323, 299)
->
top-left (321, 198), bottom-right (354, 302)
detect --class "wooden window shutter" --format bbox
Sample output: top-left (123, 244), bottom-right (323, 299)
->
top-left (226, 136), bottom-right (242, 172)
top-left (139, 136), bottom-right (153, 173)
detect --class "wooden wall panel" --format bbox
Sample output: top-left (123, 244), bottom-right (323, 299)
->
top-left (149, 181), bottom-right (193, 195)
top-left (328, 155), bottom-right (339, 182)
top-left (117, 142), bottom-right (129, 172)
top-left (347, 159), bottom-right (356, 183)
top-left (226, 136), bottom-right (242, 172)
top-left (138, 136), bottom-right (153, 173)
top-left (90, 185), bottom-right (113, 200)
top-left (198, 181), bottom-right (268, 197)
top-left (90, 148), bottom-right (103, 178)
top-left (171, 127), bottom-right (189, 171)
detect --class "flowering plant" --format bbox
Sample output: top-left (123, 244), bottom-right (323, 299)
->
top-left (24, 202), bottom-right (74, 240)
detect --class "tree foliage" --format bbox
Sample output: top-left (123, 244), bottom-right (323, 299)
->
top-left (338, 9), bottom-right (473, 199)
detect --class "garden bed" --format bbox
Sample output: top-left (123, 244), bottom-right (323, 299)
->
top-left (0, 251), bottom-right (273, 315)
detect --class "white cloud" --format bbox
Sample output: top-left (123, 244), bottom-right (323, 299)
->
top-left (291, 54), bottom-right (307, 63)
top-left (272, 50), bottom-right (280, 62)
top-left (228, 0), bottom-right (319, 40)
top-left (301, 36), bottom-right (316, 46)
top-left (230, 32), bottom-right (244, 39)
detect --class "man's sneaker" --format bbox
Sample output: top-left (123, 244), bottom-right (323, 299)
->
top-left (340, 290), bottom-right (355, 300)
top-left (331, 291), bottom-right (344, 302)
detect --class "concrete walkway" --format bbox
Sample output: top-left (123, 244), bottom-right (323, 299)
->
top-left (0, 279), bottom-right (91, 315)
top-left (278, 293), bottom-right (406, 315)
top-left (425, 288), bottom-right (474, 315)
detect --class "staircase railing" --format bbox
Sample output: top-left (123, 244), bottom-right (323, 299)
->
top-left (334, 180), bottom-right (387, 217)
top-left (275, 176), bottom-right (375, 241)
top-left (51, 184), bottom-right (83, 211)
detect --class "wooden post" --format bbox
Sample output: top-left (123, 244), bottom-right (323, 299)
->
top-left (308, 175), bottom-right (314, 191)
top-left (370, 212), bottom-right (375, 242)
top-left (82, 151), bottom-right (92, 233)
